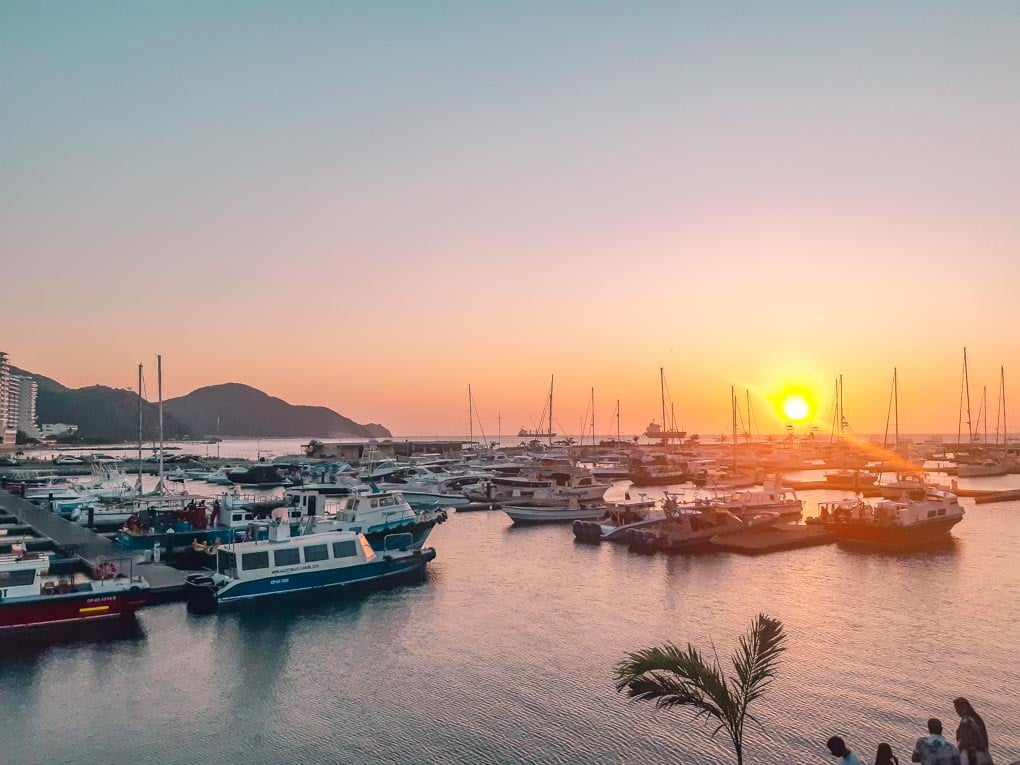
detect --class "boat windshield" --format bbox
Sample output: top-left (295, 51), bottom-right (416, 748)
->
top-left (217, 549), bottom-right (237, 578)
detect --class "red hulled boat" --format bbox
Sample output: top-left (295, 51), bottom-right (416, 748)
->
top-left (0, 551), bottom-right (149, 632)
top-left (820, 490), bottom-right (964, 549)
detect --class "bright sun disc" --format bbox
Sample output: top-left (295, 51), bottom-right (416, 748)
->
top-left (781, 394), bottom-right (810, 422)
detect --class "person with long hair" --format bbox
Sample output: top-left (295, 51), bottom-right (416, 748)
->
top-left (876, 742), bottom-right (900, 765)
top-left (953, 698), bottom-right (992, 765)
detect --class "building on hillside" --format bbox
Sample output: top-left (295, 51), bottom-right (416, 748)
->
top-left (0, 352), bottom-right (17, 447)
top-left (13, 375), bottom-right (40, 439)
top-left (40, 423), bottom-right (79, 438)
top-left (303, 439), bottom-right (463, 460)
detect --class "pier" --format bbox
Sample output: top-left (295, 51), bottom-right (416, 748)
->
top-left (0, 490), bottom-right (189, 602)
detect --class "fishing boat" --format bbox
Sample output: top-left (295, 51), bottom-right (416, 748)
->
top-left (819, 491), bottom-right (964, 548)
top-left (572, 497), bottom-right (665, 543)
top-left (502, 497), bottom-right (610, 525)
top-left (185, 510), bottom-right (435, 612)
top-left (823, 469), bottom-right (878, 489)
top-left (227, 464), bottom-right (287, 486)
top-left (0, 551), bottom-right (148, 632)
top-left (289, 488), bottom-right (446, 550)
top-left (627, 508), bottom-right (779, 554)
top-left (693, 477), bottom-right (803, 518)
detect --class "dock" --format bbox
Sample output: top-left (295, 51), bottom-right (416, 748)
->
top-left (710, 524), bottom-right (834, 554)
top-left (0, 490), bottom-right (189, 602)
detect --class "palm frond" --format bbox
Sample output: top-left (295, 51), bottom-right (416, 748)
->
top-left (730, 613), bottom-right (787, 708)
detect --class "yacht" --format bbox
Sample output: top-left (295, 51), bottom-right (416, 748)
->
top-left (819, 490), bottom-right (964, 548)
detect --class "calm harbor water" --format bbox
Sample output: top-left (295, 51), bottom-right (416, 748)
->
top-left (2, 478), bottom-right (1018, 764)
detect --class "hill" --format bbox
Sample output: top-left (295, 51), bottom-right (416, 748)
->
top-left (37, 385), bottom-right (190, 443)
top-left (164, 383), bottom-right (391, 438)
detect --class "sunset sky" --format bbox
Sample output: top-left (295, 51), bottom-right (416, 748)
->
top-left (3, 2), bottom-right (1019, 437)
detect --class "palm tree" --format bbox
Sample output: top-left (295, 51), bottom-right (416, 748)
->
top-left (614, 613), bottom-right (787, 765)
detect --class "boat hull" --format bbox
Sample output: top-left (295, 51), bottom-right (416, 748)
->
top-left (190, 549), bottom-right (435, 606)
top-left (823, 516), bottom-right (962, 548)
top-left (503, 506), bottom-right (606, 525)
top-left (0, 588), bottom-right (147, 632)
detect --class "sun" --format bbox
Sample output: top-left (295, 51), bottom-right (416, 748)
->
top-left (781, 394), bottom-right (810, 422)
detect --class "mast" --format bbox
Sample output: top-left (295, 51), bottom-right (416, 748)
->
top-left (731, 384), bottom-right (737, 470)
top-left (983, 385), bottom-right (988, 444)
top-left (1002, 366), bottom-right (1008, 448)
top-left (616, 399), bottom-right (621, 445)
top-left (964, 347), bottom-right (973, 444)
top-left (137, 363), bottom-right (143, 494)
top-left (894, 367), bottom-right (899, 454)
top-left (157, 354), bottom-right (164, 494)
top-left (745, 389), bottom-right (752, 443)
top-left (468, 384), bottom-right (473, 447)
top-left (548, 374), bottom-right (554, 446)
top-left (659, 367), bottom-right (667, 433)
top-left (497, 412), bottom-right (501, 448)
top-left (590, 387), bottom-right (596, 450)
top-left (839, 374), bottom-right (845, 441)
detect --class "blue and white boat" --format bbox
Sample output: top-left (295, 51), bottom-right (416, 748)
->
top-left (185, 511), bottom-right (435, 612)
top-left (288, 488), bottom-right (447, 551)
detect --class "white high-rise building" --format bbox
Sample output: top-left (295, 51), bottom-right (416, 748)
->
top-left (0, 351), bottom-right (16, 446)
top-left (13, 375), bottom-right (40, 439)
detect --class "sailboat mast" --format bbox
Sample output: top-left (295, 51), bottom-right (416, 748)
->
top-left (616, 399), bottom-right (621, 445)
top-left (731, 384), bottom-right (737, 469)
top-left (839, 374), bottom-right (845, 441)
top-left (468, 384), bottom-right (473, 446)
top-left (137, 363), bottom-right (143, 492)
top-left (590, 387), bottom-right (596, 449)
top-left (1002, 366), bottom-right (1008, 447)
top-left (964, 347), bottom-right (973, 443)
top-left (894, 367), bottom-right (899, 453)
top-left (983, 385), bottom-right (988, 444)
top-left (157, 354), bottom-right (164, 492)
top-left (548, 374), bottom-right (554, 446)
top-left (745, 389), bottom-right (752, 443)
top-left (659, 367), bottom-right (666, 432)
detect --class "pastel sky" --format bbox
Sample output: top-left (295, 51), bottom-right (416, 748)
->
top-left (3, 2), bottom-right (1019, 437)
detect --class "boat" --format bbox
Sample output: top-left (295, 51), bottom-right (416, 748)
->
top-left (518, 375), bottom-right (557, 443)
top-left (184, 510), bottom-right (435, 612)
top-left (627, 508), bottom-right (779, 554)
top-left (693, 478), bottom-right (803, 518)
top-left (572, 497), bottom-right (665, 542)
top-left (503, 497), bottom-right (609, 525)
top-left (227, 464), bottom-right (287, 486)
top-left (0, 550), bottom-right (148, 632)
top-left (823, 469), bottom-right (878, 489)
top-left (628, 454), bottom-right (691, 486)
top-left (644, 368), bottom-right (687, 440)
top-left (288, 488), bottom-right (446, 550)
top-left (819, 491), bottom-right (964, 548)
top-left (956, 458), bottom-right (1008, 478)
top-left (878, 471), bottom-right (929, 499)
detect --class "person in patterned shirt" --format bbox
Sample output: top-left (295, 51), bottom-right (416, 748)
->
top-left (912, 718), bottom-right (961, 765)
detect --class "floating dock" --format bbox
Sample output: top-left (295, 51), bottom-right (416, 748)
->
top-left (0, 490), bottom-right (189, 602)
top-left (710, 523), bottom-right (835, 554)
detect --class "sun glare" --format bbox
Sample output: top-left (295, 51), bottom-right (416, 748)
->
top-left (781, 394), bottom-right (810, 422)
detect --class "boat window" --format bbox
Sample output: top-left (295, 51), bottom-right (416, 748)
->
top-left (927, 510), bottom-right (937, 519)
top-left (217, 550), bottom-right (237, 577)
top-left (303, 544), bottom-right (329, 563)
top-left (379, 496), bottom-right (392, 507)
top-left (274, 548), bottom-right (301, 567)
top-left (241, 551), bottom-right (269, 571)
top-left (370, 498), bottom-right (379, 508)
top-left (231, 513), bottom-right (244, 522)
top-left (0, 569), bottom-right (36, 587)
top-left (333, 540), bottom-right (358, 558)
top-left (937, 508), bottom-right (946, 517)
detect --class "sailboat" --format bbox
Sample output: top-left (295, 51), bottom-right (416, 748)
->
top-left (517, 375), bottom-right (556, 441)
top-left (956, 350), bottom-right (1008, 477)
top-left (644, 368), bottom-right (686, 440)
top-left (823, 374), bottom-right (877, 489)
